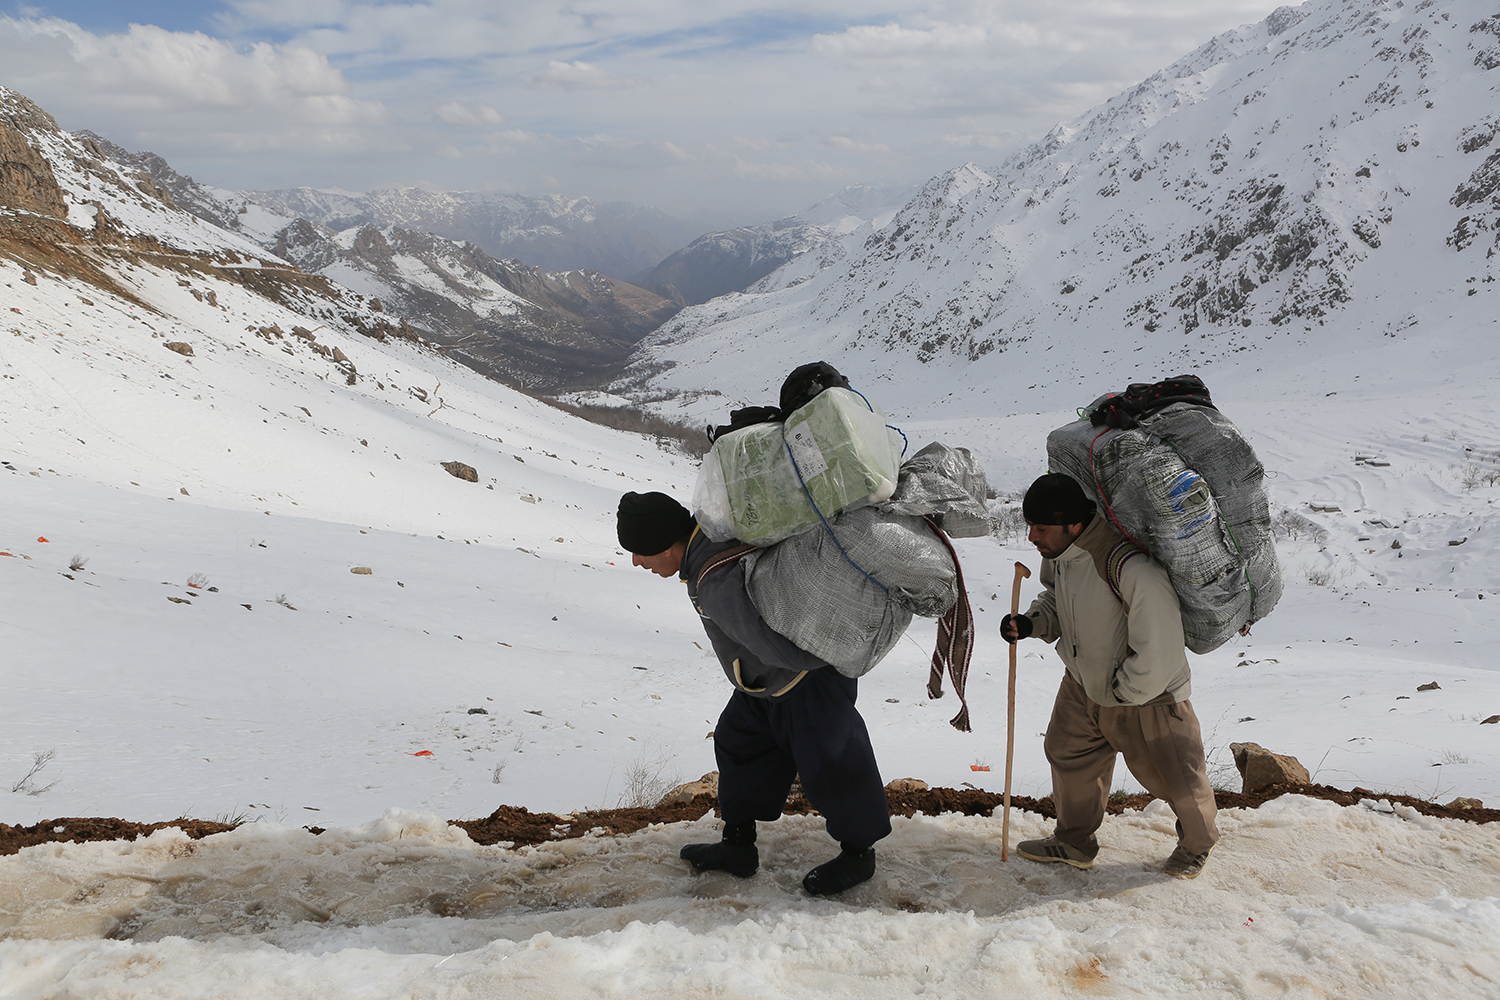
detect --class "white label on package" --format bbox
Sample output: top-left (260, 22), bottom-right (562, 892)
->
top-left (785, 426), bottom-right (829, 480)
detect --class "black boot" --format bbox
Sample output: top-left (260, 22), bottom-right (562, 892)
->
top-left (802, 842), bottom-right (876, 896)
top-left (680, 821), bottom-right (758, 878)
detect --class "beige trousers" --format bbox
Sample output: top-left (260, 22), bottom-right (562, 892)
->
top-left (1044, 672), bottom-right (1219, 856)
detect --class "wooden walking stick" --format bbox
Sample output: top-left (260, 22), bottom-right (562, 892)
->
top-left (1002, 560), bottom-right (1031, 861)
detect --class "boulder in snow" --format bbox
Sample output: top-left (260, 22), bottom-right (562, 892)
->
top-left (1230, 741), bottom-right (1310, 794)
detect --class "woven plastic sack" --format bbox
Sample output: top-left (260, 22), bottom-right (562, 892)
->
top-left (691, 388), bottom-right (901, 545)
top-left (1046, 401), bottom-right (1281, 654)
top-left (742, 442), bottom-right (991, 677)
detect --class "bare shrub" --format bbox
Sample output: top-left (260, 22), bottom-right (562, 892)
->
top-left (11, 749), bottom-right (59, 795)
top-left (187, 572), bottom-right (210, 589)
top-left (612, 743), bottom-right (681, 808)
top-left (274, 594), bottom-right (297, 610)
top-left (989, 496), bottom-right (1028, 543)
top-left (68, 555), bottom-right (88, 572)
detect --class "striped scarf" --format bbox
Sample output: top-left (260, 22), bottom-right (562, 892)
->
top-left (924, 519), bottom-right (975, 732)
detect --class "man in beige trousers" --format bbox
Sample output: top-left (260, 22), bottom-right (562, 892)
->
top-left (1001, 473), bottom-right (1219, 879)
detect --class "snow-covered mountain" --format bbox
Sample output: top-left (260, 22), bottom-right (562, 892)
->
top-left (81, 132), bottom-right (705, 281)
top-left (641, 184), bottom-right (916, 306)
top-left (622, 0), bottom-right (1500, 418)
top-left (241, 186), bottom-right (697, 282)
top-left (269, 220), bottom-right (680, 392)
top-left (75, 131), bottom-right (683, 391)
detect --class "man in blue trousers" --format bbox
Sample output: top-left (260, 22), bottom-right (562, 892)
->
top-left (617, 490), bottom-right (891, 896)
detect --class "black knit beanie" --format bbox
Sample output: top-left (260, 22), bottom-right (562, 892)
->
top-left (779, 362), bottom-right (851, 415)
top-left (1022, 473), bottom-right (1096, 526)
top-left (617, 491), bottom-right (695, 555)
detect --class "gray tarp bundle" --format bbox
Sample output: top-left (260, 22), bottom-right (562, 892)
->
top-left (1046, 401), bottom-right (1282, 654)
top-left (743, 442), bottom-right (992, 678)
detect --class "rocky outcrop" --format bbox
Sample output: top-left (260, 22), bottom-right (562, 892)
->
top-left (0, 99), bottom-right (67, 219)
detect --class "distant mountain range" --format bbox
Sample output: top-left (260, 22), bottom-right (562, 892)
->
top-left (620, 0), bottom-right (1500, 418)
top-left (76, 137), bottom-right (705, 284)
top-left (640, 185), bottom-right (917, 306)
top-left (57, 132), bottom-right (686, 391)
top-left (62, 132), bottom-right (909, 390)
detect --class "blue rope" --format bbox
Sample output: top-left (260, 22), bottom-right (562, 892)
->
top-left (847, 386), bottom-right (909, 457)
top-left (782, 427), bottom-right (889, 594)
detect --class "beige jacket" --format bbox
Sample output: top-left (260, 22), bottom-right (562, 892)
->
top-left (1024, 516), bottom-right (1191, 707)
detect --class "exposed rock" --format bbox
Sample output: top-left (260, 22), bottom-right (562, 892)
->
top-left (1446, 797), bottom-right (1484, 810)
top-left (442, 460), bottom-right (478, 482)
top-left (163, 342), bottom-right (194, 356)
top-left (350, 566), bottom-right (373, 575)
top-left (1417, 681), bottom-right (1442, 691)
top-left (885, 777), bottom-right (931, 792)
top-left (656, 771), bottom-right (719, 807)
top-left (1481, 715), bottom-right (1499, 725)
top-left (1230, 741), bottom-right (1310, 794)
top-left (0, 108), bottom-right (68, 219)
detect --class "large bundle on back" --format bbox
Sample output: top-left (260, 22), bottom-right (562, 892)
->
top-left (693, 387), bottom-right (902, 546)
top-left (690, 363), bottom-right (990, 730)
top-left (1045, 375), bottom-right (1281, 653)
top-left (743, 442), bottom-right (992, 677)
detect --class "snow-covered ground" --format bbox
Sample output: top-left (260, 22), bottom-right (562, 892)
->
top-left (2, 243), bottom-right (1499, 995)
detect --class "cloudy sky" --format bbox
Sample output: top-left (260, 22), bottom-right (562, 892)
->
top-left (3, 0), bottom-right (1280, 226)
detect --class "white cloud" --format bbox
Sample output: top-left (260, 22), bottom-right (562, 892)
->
top-left (526, 60), bottom-right (624, 91)
top-left (0, 16), bottom-right (389, 141)
top-left (433, 100), bottom-right (505, 127)
top-left (0, 2), bottom-right (1295, 222)
top-left (813, 21), bottom-right (987, 61)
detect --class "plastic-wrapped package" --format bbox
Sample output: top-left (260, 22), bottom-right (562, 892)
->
top-left (879, 441), bottom-right (993, 538)
top-left (742, 442), bottom-right (991, 677)
top-left (1046, 402), bottom-right (1282, 653)
top-left (691, 388), bottom-right (901, 545)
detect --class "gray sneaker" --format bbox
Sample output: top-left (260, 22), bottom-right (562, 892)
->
top-left (1163, 844), bottom-right (1213, 879)
top-left (1015, 837), bottom-right (1095, 870)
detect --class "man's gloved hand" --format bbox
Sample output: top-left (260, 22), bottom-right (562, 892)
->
top-left (1001, 613), bottom-right (1032, 644)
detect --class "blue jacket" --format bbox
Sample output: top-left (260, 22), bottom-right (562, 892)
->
top-left (680, 526), bottom-right (827, 698)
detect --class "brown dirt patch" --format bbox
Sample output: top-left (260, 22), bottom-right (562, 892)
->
top-left (2, 783), bottom-right (1493, 856)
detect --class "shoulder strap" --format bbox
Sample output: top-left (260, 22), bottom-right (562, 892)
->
top-left (1093, 536), bottom-right (1145, 607)
top-left (695, 543), bottom-right (759, 589)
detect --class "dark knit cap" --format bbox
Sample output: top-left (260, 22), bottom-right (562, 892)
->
top-left (1022, 473), bottom-right (1096, 526)
top-left (617, 491), bottom-right (695, 555)
top-left (779, 362), bottom-right (851, 415)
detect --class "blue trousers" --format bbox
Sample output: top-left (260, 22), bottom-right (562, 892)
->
top-left (714, 667), bottom-right (892, 847)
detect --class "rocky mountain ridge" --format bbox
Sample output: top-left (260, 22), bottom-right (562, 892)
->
top-left (271, 219), bottom-right (681, 391)
top-left (1, 87), bottom-right (409, 357)
top-left (67, 128), bottom-right (682, 391)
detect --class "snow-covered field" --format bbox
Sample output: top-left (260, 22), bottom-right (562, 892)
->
top-left (2, 242), bottom-right (1499, 995)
